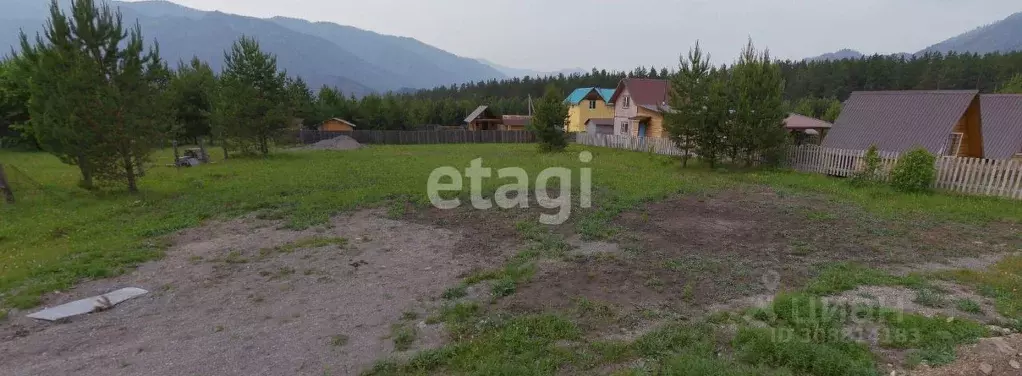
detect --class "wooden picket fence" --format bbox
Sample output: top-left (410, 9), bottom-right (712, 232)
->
top-left (575, 133), bottom-right (688, 157)
top-left (787, 145), bottom-right (1022, 200)
top-left (297, 129), bottom-right (537, 145)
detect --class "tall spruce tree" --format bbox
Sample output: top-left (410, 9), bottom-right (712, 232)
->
top-left (530, 85), bottom-right (569, 152)
top-left (17, 0), bottom-right (170, 191)
top-left (214, 37), bottom-right (290, 156)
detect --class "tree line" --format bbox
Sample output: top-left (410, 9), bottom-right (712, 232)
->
top-left (3, 0), bottom-right (1022, 191)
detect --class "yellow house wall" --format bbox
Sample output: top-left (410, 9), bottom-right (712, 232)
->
top-left (627, 107), bottom-right (667, 138)
top-left (567, 99), bottom-right (615, 133)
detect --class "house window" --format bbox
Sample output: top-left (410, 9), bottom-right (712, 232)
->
top-left (943, 133), bottom-right (963, 156)
top-left (589, 100), bottom-right (597, 109)
top-left (623, 96), bottom-right (631, 108)
top-left (621, 122), bottom-right (630, 135)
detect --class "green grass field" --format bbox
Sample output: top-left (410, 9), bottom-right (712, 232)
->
top-left (2, 144), bottom-right (1019, 310)
top-left (3, 143), bottom-right (1022, 374)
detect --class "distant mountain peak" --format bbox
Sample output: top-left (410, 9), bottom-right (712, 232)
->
top-left (806, 49), bottom-right (865, 62)
top-left (918, 11), bottom-right (1022, 55)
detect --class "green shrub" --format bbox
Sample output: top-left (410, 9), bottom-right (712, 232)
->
top-left (890, 148), bottom-right (936, 193)
top-left (851, 145), bottom-right (882, 186)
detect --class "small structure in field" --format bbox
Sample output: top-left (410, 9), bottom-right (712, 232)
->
top-left (320, 118), bottom-right (358, 132)
top-left (464, 106), bottom-right (502, 131)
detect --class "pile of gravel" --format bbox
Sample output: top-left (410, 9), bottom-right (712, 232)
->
top-left (306, 135), bottom-right (363, 151)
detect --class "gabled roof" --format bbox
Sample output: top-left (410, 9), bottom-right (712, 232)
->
top-left (464, 106), bottom-right (497, 123)
top-left (608, 79), bottom-right (670, 107)
top-left (821, 90), bottom-right (979, 154)
top-left (564, 87), bottom-right (615, 104)
top-left (979, 94), bottom-right (1022, 159)
top-left (324, 118), bottom-right (357, 128)
top-left (784, 113), bottom-right (832, 130)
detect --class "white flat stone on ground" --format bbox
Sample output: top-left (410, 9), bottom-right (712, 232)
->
top-left (27, 287), bottom-right (149, 321)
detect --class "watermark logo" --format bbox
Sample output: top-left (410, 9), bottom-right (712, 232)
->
top-left (426, 151), bottom-right (593, 225)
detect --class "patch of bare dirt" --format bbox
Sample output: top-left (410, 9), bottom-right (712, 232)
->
top-left (904, 335), bottom-right (1022, 376)
top-left (496, 187), bottom-right (1020, 336)
top-left (0, 210), bottom-right (487, 376)
top-left (826, 283), bottom-right (1008, 326)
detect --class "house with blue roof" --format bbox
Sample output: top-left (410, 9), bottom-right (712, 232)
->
top-left (564, 87), bottom-right (616, 133)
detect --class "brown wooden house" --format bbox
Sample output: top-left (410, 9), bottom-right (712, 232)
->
top-left (464, 106), bottom-right (502, 130)
top-left (822, 91), bottom-right (984, 158)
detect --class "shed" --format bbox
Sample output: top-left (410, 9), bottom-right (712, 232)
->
top-left (979, 94), bottom-right (1022, 160)
top-left (821, 90), bottom-right (983, 158)
top-left (464, 106), bottom-right (502, 131)
top-left (320, 118), bottom-right (357, 132)
top-left (785, 113), bottom-right (833, 145)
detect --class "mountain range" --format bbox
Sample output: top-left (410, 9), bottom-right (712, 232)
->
top-left (808, 11), bottom-right (1022, 61)
top-left (0, 0), bottom-right (565, 96)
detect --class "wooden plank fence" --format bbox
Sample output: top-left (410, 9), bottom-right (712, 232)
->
top-left (298, 129), bottom-right (536, 145)
top-left (575, 133), bottom-right (687, 156)
top-left (787, 145), bottom-right (1022, 200)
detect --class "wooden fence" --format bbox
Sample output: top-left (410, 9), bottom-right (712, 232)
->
top-left (298, 129), bottom-right (536, 145)
top-left (575, 133), bottom-right (688, 156)
top-left (787, 145), bottom-right (1022, 200)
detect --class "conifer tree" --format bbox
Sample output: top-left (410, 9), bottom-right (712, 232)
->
top-left (530, 85), bottom-right (569, 152)
top-left (666, 42), bottom-right (712, 167)
top-left (17, 0), bottom-right (170, 191)
top-left (214, 36), bottom-right (291, 156)
top-left (170, 57), bottom-right (216, 143)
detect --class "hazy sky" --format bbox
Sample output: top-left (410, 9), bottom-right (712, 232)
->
top-left (132, 0), bottom-right (1021, 71)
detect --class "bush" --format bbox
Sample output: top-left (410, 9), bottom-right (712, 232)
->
top-left (890, 147), bottom-right (936, 193)
top-left (851, 145), bottom-right (882, 186)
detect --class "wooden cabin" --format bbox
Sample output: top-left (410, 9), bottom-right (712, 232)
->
top-left (320, 118), bottom-right (358, 132)
top-left (464, 106), bottom-right (502, 131)
top-left (822, 91), bottom-right (984, 158)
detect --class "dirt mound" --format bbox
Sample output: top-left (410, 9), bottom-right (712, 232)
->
top-left (306, 135), bottom-right (362, 151)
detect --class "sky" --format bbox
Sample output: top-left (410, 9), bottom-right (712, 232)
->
top-left (128, 0), bottom-right (1022, 71)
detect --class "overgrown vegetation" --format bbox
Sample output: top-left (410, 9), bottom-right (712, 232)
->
top-left (850, 145), bottom-right (882, 186)
top-left (890, 148), bottom-right (937, 193)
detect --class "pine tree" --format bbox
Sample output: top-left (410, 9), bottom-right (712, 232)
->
top-left (665, 42), bottom-right (713, 167)
top-left (17, 0), bottom-right (170, 191)
top-left (214, 36), bottom-right (291, 156)
top-left (170, 57), bottom-right (216, 143)
top-left (530, 85), bottom-right (569, 152)
top-left (286, 76), bottom-right (316, 127)
top-left (728, 39), bottom-right (788, 166)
